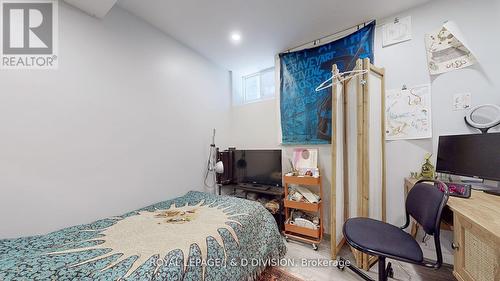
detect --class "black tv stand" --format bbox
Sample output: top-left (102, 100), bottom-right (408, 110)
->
top-left (219, 183), bottom-right (283, 196)
top-left (218, 183), bottom-right (284, 230)
top-left (236, 183), bottom-right (271, 192)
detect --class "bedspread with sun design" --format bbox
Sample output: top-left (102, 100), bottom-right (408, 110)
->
top-left (0, 191), bottom-right (286, 281)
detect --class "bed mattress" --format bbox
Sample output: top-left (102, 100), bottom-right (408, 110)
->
top-left (0, 191), bottom-right (286, 281)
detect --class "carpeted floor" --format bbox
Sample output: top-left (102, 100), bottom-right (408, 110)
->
top-left (257, 267), bottom-right (304, 281)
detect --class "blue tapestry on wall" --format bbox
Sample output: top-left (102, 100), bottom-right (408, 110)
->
top-left (279, 21), bottom-right (375, 144)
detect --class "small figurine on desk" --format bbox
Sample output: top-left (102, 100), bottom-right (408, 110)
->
top-left (420, 153), bottom-right (435, 179)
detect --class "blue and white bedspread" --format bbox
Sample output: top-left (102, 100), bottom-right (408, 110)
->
top-left (0, 191), bottom-right (286, 281)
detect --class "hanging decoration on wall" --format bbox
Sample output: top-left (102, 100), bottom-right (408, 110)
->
top-left (382, 16), bottom-right (412, 47)
top-left (385, 84), bottom-right (432, 140)
top-left (425, 21), bottom-right (477, 75)
top-left (279, 21), bottom-right (375, 145)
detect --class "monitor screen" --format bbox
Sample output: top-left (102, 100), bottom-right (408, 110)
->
top-left (436, 133), bottom-right (500, 181)
top-left (234, 150), bottom-right (282, 186)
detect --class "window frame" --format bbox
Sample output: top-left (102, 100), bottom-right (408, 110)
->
top-left (242, 67), bottom-right (275, 104)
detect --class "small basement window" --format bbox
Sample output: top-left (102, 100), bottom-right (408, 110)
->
top-left (242, 68), bottom-right (275, 103)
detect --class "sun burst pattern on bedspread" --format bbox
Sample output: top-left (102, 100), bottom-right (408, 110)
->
top-left (0, 191), bottom-right (286, 281)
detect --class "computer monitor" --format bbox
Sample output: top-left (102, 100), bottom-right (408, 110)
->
top-left (233, 150), bottom-right (282, 187)
top-left (436, 133), bottom-right (500, 181)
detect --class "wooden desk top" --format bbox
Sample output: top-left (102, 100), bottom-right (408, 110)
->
top-left (447, 190), bottom-right (500, 243)
top-left (404, 178), bottom-right (500, 243)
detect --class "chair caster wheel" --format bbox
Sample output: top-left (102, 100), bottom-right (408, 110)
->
top-left (312, 244), bottom-right (318, 251)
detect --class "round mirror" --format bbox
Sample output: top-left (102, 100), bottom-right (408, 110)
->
top-left (465, 104), bottom-right (500, 133)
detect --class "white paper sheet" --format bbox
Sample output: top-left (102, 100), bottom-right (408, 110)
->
top-left (382, 16), bottom-right (412, 47)
top-left (425, 21), bottom-right (477, 75)
top-left (453, 93), bottom-right (472, 111)
top-left (385, 84), bottom-right (432, 140)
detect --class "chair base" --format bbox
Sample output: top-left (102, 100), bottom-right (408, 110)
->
top-left (337, 257), bottom-right (393, 281)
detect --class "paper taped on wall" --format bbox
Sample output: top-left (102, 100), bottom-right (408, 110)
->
top-left (453, 93), bottom-right (472, 111)
top-left (425, 21), bottom-right (477, 75)
top-left (382, 16), bottom-right (412, 47)
top-left (385, 84), bottom-right (432, 140)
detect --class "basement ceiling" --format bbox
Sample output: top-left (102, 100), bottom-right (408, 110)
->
top-left (64, 0), bottom-right (117, 18)
top-left (118, 0), bottom-right (433, 74)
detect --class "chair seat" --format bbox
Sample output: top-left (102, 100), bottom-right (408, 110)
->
top-left (343, 217), bottom-right (423, 263)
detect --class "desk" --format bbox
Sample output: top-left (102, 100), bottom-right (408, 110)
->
top-left (404, 178), bottom-right (500, 281)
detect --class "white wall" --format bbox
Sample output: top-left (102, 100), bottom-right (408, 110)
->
top-left (230, 100), bottom-right (280, 149)
top-left (377, 0), bottom-right (500, 225)
top-left (229, 0), bottom-right (500, 233)
top-left (0, 3), bottom-right (231, 238)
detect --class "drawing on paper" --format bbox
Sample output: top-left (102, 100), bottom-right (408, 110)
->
top-left (385, 84), bottom-right (432, 140)
top-left (425, 21), bottom-right (477, 75)
top-left (382, 16), bottom-right (412, 47)
top-left (453, 93), bottom-right (471, 111)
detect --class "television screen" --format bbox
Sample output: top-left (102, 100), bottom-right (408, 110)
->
top-left (436, 133), bottom-right (500, 181)
top-left (234, 150), bottom-right (282, 186)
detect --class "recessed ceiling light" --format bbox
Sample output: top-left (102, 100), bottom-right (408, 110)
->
top-left (230, 32), bottom-right (242, 43)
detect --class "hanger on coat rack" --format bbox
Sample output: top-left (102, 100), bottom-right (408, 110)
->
top-left (315, 69), bottom-right (368, 92)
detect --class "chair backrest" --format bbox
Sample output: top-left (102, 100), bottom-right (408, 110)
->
top-left (406, 181), bottom-right (449, 235)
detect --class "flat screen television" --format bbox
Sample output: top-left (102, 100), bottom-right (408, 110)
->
top-left (436, 133), bottom-right (500, 181)
top-left (234, 150), bottom-right (282, 187)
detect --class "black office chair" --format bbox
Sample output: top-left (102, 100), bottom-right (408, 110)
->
top-left (339, 179), bottom-right (449, 281)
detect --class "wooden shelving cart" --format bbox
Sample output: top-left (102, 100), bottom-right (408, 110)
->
top-left (283, 175), bottom-right (323, 250)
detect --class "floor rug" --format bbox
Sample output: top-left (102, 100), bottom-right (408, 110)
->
top-left (257, 267), bottom-right (304, 281)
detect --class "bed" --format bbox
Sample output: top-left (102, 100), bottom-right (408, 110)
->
top-left (0, 191), bottom-right (286, 281)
